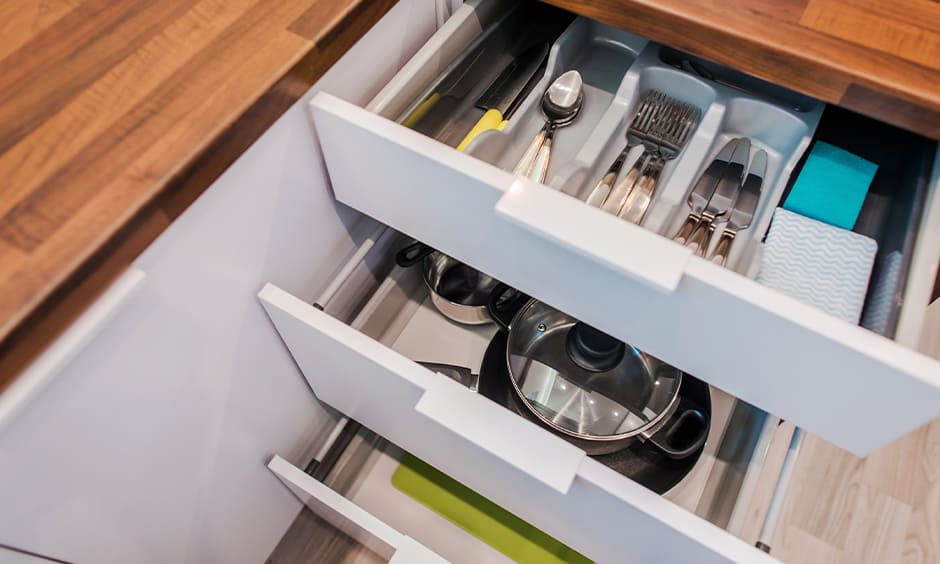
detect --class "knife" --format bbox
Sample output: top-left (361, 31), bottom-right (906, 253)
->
top-left (686, 137), bottom-right (751, 255)
top-left (673, 139), bottom-right (738, 244)
top-left (709, 149), bottom-right (767, 266)
top-left (402, 44), bottom-right (491, 141)
top-left (454, 42), bottom-right (550, 152)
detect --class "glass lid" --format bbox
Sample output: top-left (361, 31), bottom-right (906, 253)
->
top-left (506, 301), bottom-right (681, 438)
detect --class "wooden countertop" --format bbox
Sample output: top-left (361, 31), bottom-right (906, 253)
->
top-left (0, 0), bottom-right (938, 385)
top-left (0, 0), bottom-right (396, 385)
top-left (543, 0), bottom-right (940, 138)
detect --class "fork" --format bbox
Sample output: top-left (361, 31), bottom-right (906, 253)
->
top-left (590, 91), bottom-right (701, 219)
top-left (612, 98), bottom-right (701, 221)
top-left (584, 91), bottom-right (658, 208)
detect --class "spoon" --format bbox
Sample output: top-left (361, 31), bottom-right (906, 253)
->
top-left (512, 70), bottom-right (583, 183)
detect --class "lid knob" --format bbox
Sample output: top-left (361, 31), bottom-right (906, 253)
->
top-left (565, 322), bottom-right (625, 373)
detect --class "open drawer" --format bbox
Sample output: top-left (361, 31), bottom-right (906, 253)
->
top-left (268, 455), bottom-right (447, 563)
top-left (259, 241), bottom-right (785, 563)
top-left (306, 0), bottom-right (940, 456)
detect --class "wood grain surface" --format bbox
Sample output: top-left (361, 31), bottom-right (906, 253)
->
top-left (542, 0), bottom-right (940, 139)
top-left (0, 0), bottom-right (395, 388)
top-left (729, 300), bottom-right (940, 563)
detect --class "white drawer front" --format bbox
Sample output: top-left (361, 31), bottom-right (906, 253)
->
top-left (268, 455), bottom-right (447, 563)
top-left (308, 92), bottom-right (940, 456)
top-left (259, 283), bottom-right (773, 564)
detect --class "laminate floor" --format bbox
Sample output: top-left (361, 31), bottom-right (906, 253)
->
top-left (766, 299), bottom-right (940, 563)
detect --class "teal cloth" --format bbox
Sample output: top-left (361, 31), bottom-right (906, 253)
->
top-left (783, 141), bottom-right (878, 230)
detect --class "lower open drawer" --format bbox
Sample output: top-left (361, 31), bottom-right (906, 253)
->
top-left (259, 233), bottom-right (790, 563)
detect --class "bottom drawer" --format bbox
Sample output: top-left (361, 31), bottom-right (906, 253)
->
top-left (267, 455), bottom-right (446, 563)
top-left (259, 233), bottom-right (792, 563)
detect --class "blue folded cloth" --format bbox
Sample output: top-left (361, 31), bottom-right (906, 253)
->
top-left (783, 141), bottom-right (878, 230)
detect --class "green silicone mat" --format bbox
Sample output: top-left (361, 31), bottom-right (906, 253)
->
top-left (391, 454), bottom-right (592, 563)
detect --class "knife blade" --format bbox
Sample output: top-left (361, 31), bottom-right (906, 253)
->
top-left (709, 149), bottom-right (767, 266)
top-left (728, 148), bottom-right (766, 231)
top-left (673, 138), bottom-right (737, 243)
top-left (686, 137), bottom-right (750, 255)
top-left (455, 42), bottom-right (550, 151)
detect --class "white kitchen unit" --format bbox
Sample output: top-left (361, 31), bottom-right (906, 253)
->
top-left (1, 1), bottom-right (938, 564)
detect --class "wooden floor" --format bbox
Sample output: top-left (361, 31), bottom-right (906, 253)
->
top-left (765, 299), bottom-right (940, 564)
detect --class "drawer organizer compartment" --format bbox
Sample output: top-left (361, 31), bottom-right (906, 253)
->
top-left (307, 0), bottom-right (940, 456)
top-left (259, 230), bottom-right (783, 563)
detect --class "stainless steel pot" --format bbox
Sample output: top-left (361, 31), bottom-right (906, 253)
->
top-left (487, 284), bottom-right (708, 458)
top-left (395, 242), bottom-right (499, 325)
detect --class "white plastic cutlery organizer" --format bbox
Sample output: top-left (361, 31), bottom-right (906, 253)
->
top-left (305, 6), bottom-right (940, 456)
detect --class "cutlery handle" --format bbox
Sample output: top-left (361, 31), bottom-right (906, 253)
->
top-left (528, 129), bottom-right (554, 184)
top-left (673, 213), bottom-right (700, 244)
top-left (708, 229), bottom-right (735, 266)
top-left (585, 146), bottom-right (631, 207)
top-left (456, 108), bottom-right (507, 152)
top-left (602, 154), bottom-right (645, 214)
top-left (618, 160), bottom-right (662, 224)
top-left (685, 218), bottom-right (712, 255)
top-left (512, 125), bottom-right (547, 177)
top-left (585, 170), bottom-right (617, 207)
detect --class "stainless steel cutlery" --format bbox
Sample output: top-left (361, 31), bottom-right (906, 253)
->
top-left (587, 90), bottom-right (701, 224)
top-left (708, 149), bottom-right (767, 265)
top-left (672, 137), bottom-right (767, 264)
top-left (685, 138), bottom-right (750, 255)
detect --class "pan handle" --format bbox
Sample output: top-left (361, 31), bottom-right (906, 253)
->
top-left (643, 405), bottom-right (709, 460)
top-left (395, 241), bottom-right (435, 268)
top-left (485, 283), bottom-right (530, 331)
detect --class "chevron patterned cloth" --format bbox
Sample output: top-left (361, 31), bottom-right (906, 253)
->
top-left (757, 207), bottom-right (877, 324)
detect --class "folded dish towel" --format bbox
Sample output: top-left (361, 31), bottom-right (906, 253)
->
top-left (757, 208), bottom-right (877, 324)
top-left (783, 141), bottom-right (878, 230)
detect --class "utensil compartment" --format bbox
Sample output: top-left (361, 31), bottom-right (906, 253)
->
top-left (462, 18), bottom-right (647, 180)
top-left (259, 235), bottom-right (781, 563)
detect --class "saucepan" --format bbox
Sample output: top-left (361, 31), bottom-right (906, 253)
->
top-left (486, 284), bottom-right (708, 458)
top-left (395, 242), bottom-right (500, 325)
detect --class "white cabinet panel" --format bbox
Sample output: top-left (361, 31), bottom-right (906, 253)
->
top-left (0, 2), bottom-right (442, 563)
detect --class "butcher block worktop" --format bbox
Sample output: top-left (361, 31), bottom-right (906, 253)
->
top-left (0, 0), bottom-right (938, 385)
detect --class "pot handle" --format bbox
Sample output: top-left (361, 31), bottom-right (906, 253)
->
top-left (395, 241), bottom-right (435, 268)
top-left (486, 283), bottom-right (530, 331)
top-left (643, 406), bottom-right (708, 460)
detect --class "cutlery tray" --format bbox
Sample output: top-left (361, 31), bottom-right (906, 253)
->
top-left (465, 21), bottom-right (822, 276)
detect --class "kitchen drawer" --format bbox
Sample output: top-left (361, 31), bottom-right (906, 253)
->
top-left (258, 231), bottom-right (785, 563)
top-left (306, 1), bottom-right (940, 456)
top-left (267, 455), bottom-right (447, 563)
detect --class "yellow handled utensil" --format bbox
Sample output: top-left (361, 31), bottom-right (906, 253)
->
top-left (453, 42), bottom-right (549, 152)
top-left (456, 109), bottom-right (509, 151)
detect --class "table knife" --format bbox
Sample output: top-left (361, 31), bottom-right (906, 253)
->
top-left (673, 139), bottom-right (737, 244)
top-left (686, 137), bottom-right (750, 255)
top-left (709, 149), bottom-right (767, 266)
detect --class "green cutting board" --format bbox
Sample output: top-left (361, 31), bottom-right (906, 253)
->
top-left (391, 454), bottom-right (592, 563)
